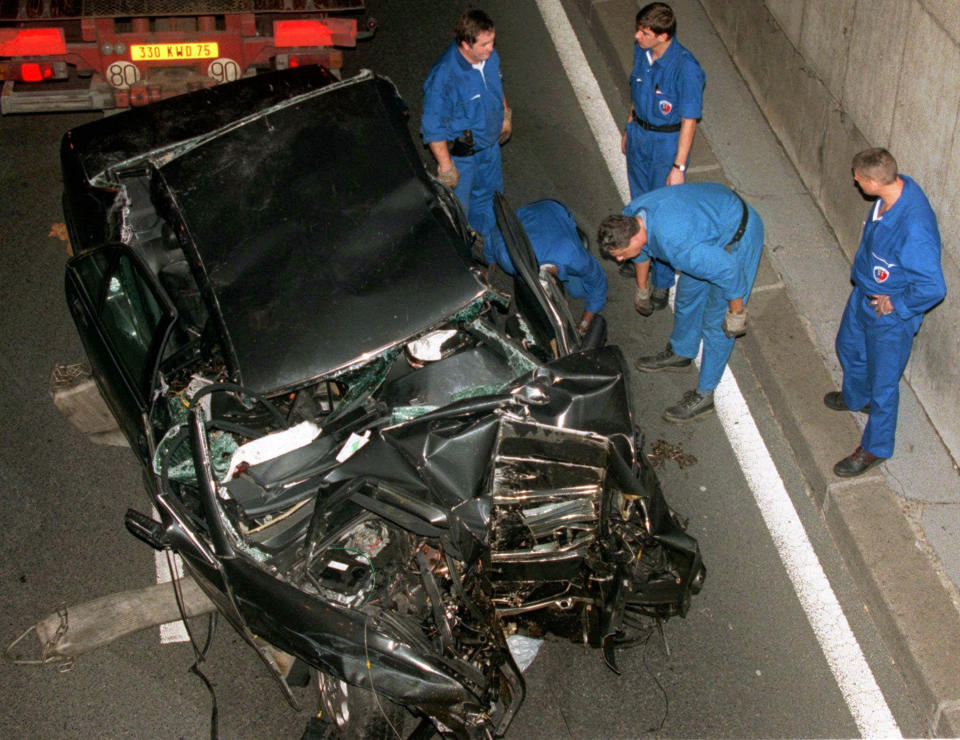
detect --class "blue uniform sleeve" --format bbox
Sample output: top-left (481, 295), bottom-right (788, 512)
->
top-left (894, 226), bottom-right (946, 319)
top-left (543, 204), bottom-right (579, 282)
top-left (630, 44), bottom-right (643, 111)
top-left (621, 201), bottom-right (652, 267)
top-left (521, 201), bottom-right (608, 313)
top-left (567, 252), bottom-right (608, 313)
top-left (421, 57), bottom-right (452, 144)
top-left (676, 56), bottom-right (705, 120)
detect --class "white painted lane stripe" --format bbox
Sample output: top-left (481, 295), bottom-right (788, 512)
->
top-left (534, 1), bottom-right (900, 736)
top-left (532, 2), bottom-right (631, 204)
top-left (686, 163), bottom-right (723, 175)
top-left (713, 366), bottom-right (900, 737)
top-left (154, 506), bottom-right (189, 643)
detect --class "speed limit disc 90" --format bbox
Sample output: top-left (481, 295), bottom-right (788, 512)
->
top-left (207, 58), bottom-right (242, 84)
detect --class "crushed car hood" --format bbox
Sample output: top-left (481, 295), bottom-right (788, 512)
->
top-left (67, 69), bottom-right (486, 395)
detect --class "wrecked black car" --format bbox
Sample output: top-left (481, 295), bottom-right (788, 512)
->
top-left (60, 66), bottom-right (704, 738)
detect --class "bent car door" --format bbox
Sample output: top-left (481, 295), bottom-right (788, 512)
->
top-left (493, 192), bottom-right (601, 356)
top-left (66, 244), bottom-right (176, 458)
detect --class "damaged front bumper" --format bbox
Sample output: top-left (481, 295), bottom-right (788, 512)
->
top-left (135, 347), bottom-right (703, 737)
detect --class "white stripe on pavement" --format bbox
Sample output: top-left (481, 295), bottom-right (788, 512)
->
top-left (713, 367), bottom-right (900, 737)
top-left (155, 536), bottom-right (190, 643)
top-left (533, 2), bottom-right (632, 203)
top-left (533, 1), bottom-right (900, 736)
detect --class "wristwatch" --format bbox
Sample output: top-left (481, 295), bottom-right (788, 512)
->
top-left (672, 162), bottom-right (686, 172)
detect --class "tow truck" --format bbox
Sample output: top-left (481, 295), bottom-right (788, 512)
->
top-left (0, 0), bottom-right (373, 114)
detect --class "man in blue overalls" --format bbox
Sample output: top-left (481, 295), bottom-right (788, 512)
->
top-left (486, 199), bottom-right (608, 334)
top-left (421, 9), bottom-right (511, 249)
top-left (598, 183), bottom-right (763, 422)
top-left (621, 3), bottom-right (705, 314)
top-left (827, 148), bottom-right (945, 477)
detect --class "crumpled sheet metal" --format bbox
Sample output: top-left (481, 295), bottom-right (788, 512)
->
top-left (205, 346), bottom-right (699, 737)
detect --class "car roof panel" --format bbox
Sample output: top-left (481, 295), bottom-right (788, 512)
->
top-left (157, 75), bottom-right (482, 394)
top-left (63, 66), bottom-right (340, 186)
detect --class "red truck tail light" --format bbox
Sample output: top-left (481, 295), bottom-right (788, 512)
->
top-left (21, 62), bottom-right (43, 81)
top-left (273, 18), bottom-right (357, 48)
top-left (0, 60), bottom-right (68, 82)
top-left (0, 28), bottom-right (67, 56)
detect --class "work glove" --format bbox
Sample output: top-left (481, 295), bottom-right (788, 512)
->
top-left (634, 284), bottom-right (653, 316)
top-left (438, 164), bottom-right (459, 189)
top-left (498, 107), bottom-right (513, 145)
top-left (722, 307), bottom-right (748, 338)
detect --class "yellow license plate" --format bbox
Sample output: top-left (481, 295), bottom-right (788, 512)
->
top-left (131, 42), bottom-right (219, 62)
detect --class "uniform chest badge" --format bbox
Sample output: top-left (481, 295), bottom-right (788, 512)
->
top-left (871, 252), bottom-right (896, 283)
top-left (659, 99), bottom-right (673, 115)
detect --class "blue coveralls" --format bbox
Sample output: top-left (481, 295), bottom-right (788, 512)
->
top-left (421, 43), bottom-right (505, 245)
top-left (835, 175), bottom-right (945, 458)
top-left (486, 199), bottom-right (608, 314)
top-left (626, 38), bottom-right (705, 292)
top-left (625, 182), bottom-right (763, 393)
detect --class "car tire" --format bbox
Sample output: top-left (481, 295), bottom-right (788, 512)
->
top-left (315, 670), bottom-right (405, 740)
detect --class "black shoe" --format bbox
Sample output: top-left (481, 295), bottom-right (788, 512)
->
top-left (833, 446), bottom-right (885, 477)
top-left (635, 344), bottom-right (692, 373)
top-left (651, 287), bottom-right (669, 311)
top-left (618, 262), bottom-right (635, 277)
top-left (823, 391), bottom-right (870, 413)
top-left (663, 390), bottom-right (715, 423)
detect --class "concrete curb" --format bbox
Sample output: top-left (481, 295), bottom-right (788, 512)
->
top-left (575, 0), bottom-right (960, 734)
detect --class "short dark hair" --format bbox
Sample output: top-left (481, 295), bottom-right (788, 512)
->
top-left (456, 9), bottom-right (495, 45)
top-left (597, 215), bottom-right (640, 257)
top-left (636, 2), bottom-right (676, 37)
top-left (852, 148), bottom-right (898, 185)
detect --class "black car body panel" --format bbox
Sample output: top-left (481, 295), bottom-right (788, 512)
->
top-left (61, 66), bottom-right (704, 737)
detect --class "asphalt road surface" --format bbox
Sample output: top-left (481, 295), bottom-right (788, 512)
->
top-left (0, 1), bottom-right (926, 737)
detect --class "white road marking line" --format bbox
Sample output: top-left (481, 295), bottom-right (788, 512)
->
top-left (748, 281), bottom-right (786, 294)
top-left (712, 366), bottom-right (900, 737)
top-left (534, 2), bottom-right (631, 203)
top-left (686, 163), bottom-right (723, 175)
top-left (153, 507), bottom-right (189, 643)
top-left (534, 1), bottom-right (900, 736)
top-left (156, 549), bottom-right (190, 643)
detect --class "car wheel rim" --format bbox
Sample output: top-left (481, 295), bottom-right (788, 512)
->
top-left (318, 672), bottom-right (351, 726)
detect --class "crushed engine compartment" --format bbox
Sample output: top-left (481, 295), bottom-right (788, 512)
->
top-left (147, 341), bottom-right (704, 737)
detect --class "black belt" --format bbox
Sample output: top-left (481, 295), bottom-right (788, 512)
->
top-left (724, 194), bottom-right (749, 252)
top-left (449, 129), bottom-right (477, 157)
top-left (631, 109), bottom-right (681, 133)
